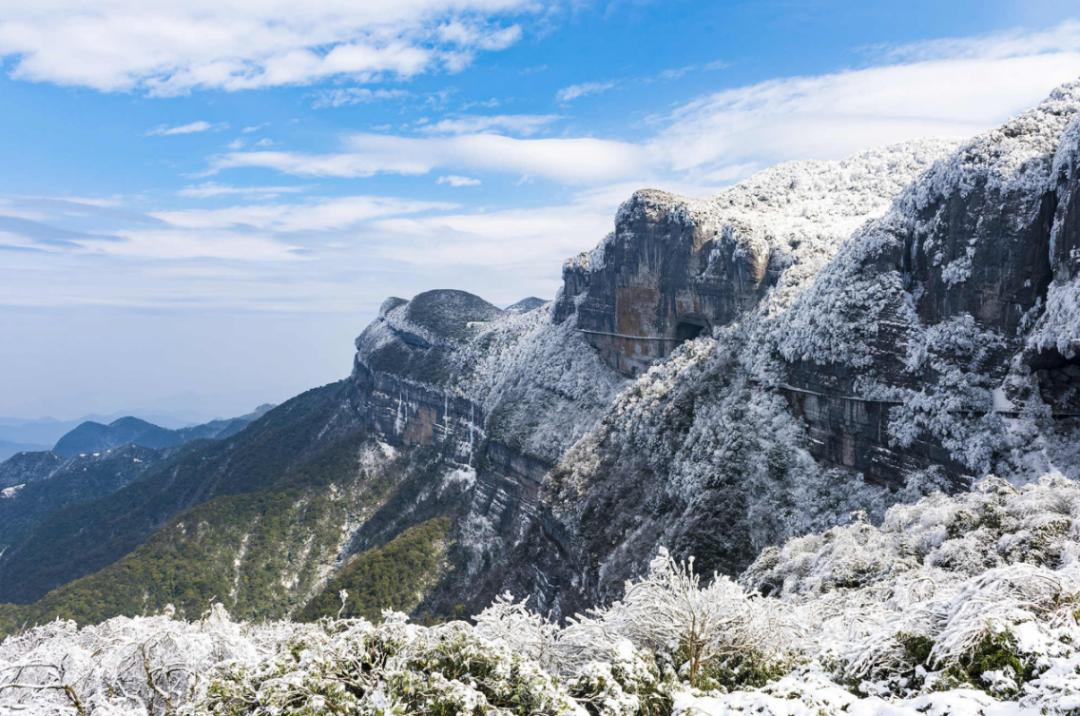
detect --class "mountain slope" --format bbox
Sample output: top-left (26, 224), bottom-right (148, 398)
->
top-left (495, 81), bottom-right (1080, 616)
top-left (0, 450), bottom-right (62, 490)
top-left (0, 445), bottom-right (161, 553)
top-left (0, 382), bottom-right (355, 604)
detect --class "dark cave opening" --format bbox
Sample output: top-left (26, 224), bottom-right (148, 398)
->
top-left (1031, 348), bottom-right (1080, 414)
top-left (675, 319), bottom-right (707, 345)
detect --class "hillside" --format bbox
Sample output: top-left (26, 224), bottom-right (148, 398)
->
top-left (0, 445), bottom-right (161, 553)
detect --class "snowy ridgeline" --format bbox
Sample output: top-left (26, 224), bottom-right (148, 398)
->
top-left (7, 474), bottom-right (1080, 715)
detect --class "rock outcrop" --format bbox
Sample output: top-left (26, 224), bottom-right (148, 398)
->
top-left (501, 82), bottom-right (1080, 616)
top-left (554, 189), bottom-right (769, 376)
top-left (350, 288), bottom-right (624, 615)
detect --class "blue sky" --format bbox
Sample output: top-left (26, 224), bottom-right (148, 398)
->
top-left (2, 0), bottom-right (1080, 423)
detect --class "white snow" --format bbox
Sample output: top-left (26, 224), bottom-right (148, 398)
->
top-left (8, 475), bottom-right (1080, 714)
top-left (0, 483), bottom-right (24, 499)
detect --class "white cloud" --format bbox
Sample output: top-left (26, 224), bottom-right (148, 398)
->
top-left (213, 133), bottom-right (648, 184)
top-left (9, 20), bottom-right (1080, 331)
top-left (146, 120), bottom-right (217, 136)
top-left (83, 229), bottom-right (303, 261)
top-left (651, 52), bottom-right (1080, 182)
top-left (177, 183), bottom-right (309, 199)
top-left (0, 1), bottom-right (534, 95)
top-left (437, 19), bottom-right (521, 50)
top-left (556, 80), bottom-right (616, 102)
top-left (311, 87), bottom-right (410, 108)
top-left (437, 175), bottom-right (481, 187)
top-left (370, 200), bottom-right (612, 268)
top-left (645, 22), bottom-right (1080, 182)
top-left (876, 19), bottom-right (1080, 63)
top-left (419, 114), bottom-right (559, 136)
top-left (153, 195), bottom-right (455, 232)
top-left (210, 21), bottom-right (1080, 190)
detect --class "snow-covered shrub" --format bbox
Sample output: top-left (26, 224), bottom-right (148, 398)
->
top-left (10, 474), bottom-right (1080, 715)
top-left (589, 549), bottom-right (796, 690)
top-left (565, 649), bottom-right (671, 716)
top-left (0, 604), bottom-right (285, 715)
top-left (201, 613), bottom-right (585, 716)
top-left (473, 592), bottom-right (559, 667)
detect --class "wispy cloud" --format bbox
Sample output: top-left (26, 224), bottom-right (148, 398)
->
top-left (152, 196), bottom-right (455, 232)
top-left (556, 59), bottom-right (728, 102)
top-left (311, 87), bottom-right (410, 109)
top-left (651, 50), bottom-right (1080, 181)
top-left (436, 175), bottom-right (481, 187)
top-left (0, 2), bottom-right (535, 95)
top-left (418, 114), bottom-right (560, 136)
top-left (226, 137), bottom-right (276, 151)
top-left (212, 133), bottom-right (648, 184)
top-left (209, 21), bottom-right (1080, 191)
top-left (177, 183), bottom-right (309, 200)
top-left (369, 199), bottom-right (613, 269)
top-left (146, 120), bottom-right (220, 136)
top-left (555, 80), bottom-right (617, 102)
top-left (871, 19), bottom-right (1080, 63)
top-left (89, 229), bottom-right (303, 261)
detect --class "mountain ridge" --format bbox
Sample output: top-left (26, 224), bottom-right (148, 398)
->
top-left (51, 404), bottom-right (274, 458)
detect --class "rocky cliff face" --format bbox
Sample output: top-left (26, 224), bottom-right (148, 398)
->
top-left (327, 87), bottom-right (1080, 616)
top-left (554, 189), bottom-right (770, 376)
top-left (349, 288), bottom-right (624, 615)
top-left (339, 138), bottom-right (962, 616)
top-left (496, 82), bottom-right (1080, 616)
top-left (554, 143), bottom-right (953, 378)
top-left (767, 84), bottom-right (1080, 486)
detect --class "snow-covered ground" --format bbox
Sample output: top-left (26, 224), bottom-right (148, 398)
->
top-left (5, 474), bottom-right (1080, 715)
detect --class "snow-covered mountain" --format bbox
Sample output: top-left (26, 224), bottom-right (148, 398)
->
top-left (5, 82), bottom-right (1080, 715)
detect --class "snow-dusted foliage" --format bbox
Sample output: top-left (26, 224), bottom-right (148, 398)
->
top-left (9, 476), bottom-right (1080, 715)
top-left (762, 81), bottom-right (1080, 475)
top-left (455, 304), bottom-right (626, 463)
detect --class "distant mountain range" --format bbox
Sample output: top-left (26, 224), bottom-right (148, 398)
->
top-left (0, 406), bottom-right (271, 457)
top-left (51, 405), bottom-right (275, 458)
top-left (0, 404), bottom-right (275, 569)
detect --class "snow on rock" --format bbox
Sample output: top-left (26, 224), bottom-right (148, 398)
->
top-left (559, 140), bottom-right (955, 378)
top-left (0, 483), bottom-right (24, 499)
top-left (763, 81), bottom-right (1080, 482)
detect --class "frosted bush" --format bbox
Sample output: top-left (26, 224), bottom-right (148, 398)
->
top-left (8, 475), bottom-right (1080, 715)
